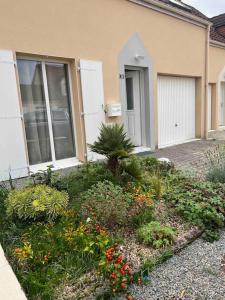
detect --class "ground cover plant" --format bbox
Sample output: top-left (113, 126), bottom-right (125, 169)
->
top-left (137, 221), bottom-right (177, 248)
top-left (1, 125), bottom-right (225, 299)
top-left (205, 144), bottom-right (225, 183)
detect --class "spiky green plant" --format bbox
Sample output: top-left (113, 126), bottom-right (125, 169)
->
top-left (89, 123), bottom-right (134, 175)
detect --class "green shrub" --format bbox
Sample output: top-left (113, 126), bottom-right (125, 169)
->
top-left (202, 229), bottom-right (220, 243)
top-left (141, 157), bottom-right (159, 173)
top-left (89, 124), bottom-right (134, 175)
top-left (137, 221), bottom-right (177, 248)
top-left (128, 187), bottom-right (154, 227)
top-left (0, 186), bottom-right (8, 203)
top-left (207, 165), bottom-right (225, 183)
top-left (58, 162), bottom-right (117, 202)
top-left (205, 144), bottom-right (225, 183)
top-left (5, 185), bottom-right (69, 221)
top-left (121, 156), bottom-right (143, 182)
top-left (141, 156), bottom-right (174, 176)
top-left (80, 181), bottom-right (130, 228)
top-left (131, 207), bottom-right (154, 228)
top-left (148, 174), bottom-right (165, 200)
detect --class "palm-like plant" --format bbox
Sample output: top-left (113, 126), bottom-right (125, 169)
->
top-left (89, 123), bottom-right (134, 174)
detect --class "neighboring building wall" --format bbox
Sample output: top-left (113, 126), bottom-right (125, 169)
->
top-left (209, 44), bottom-right (225, 129)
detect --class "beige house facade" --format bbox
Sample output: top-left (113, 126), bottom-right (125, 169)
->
top-left (1, 0), bottom-right (225, 181)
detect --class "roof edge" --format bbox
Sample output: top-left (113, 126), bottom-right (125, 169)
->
top-left (128, 0), bottom-right (212, 27)
top-left (210, 39), bottom-right (225, 49)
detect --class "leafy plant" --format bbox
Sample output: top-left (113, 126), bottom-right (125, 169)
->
top-left (80, 181), bottom-right (130, 229)
top-left (141, 156), bottom-right (174, 177)
top-left (128, 186), bottom-right (154, 227)
top-left (58, 162), bottom-right (117, 203)
top-left (202, 229), bottom-right (220, 243)
top-left (121, 156), bottom-right (143, 182)
top-left (10, 213), bottom-right (109, 300)
top-left (5, 185), bottom-right (69, 221)
top-left (148, 174), bottom-right (164, 200)
top-left (65, 221), bottom-right (111, 256)
top-left (207, 166), bottom-right (225, 183)
top-left (89, 124), bottom-right (134, 175)
top-left (205, 144), bottom-right (225, 183)
top-left (166, 179), bottom-right (225, 238)
top-left (137, 221), bottom-right (177, 248)
top-left (98, 244), bottom-right (140, 297)
top-left (0, 186), bottom-right (8, 203)
top-left (30, 165), bottom-right (60, 188)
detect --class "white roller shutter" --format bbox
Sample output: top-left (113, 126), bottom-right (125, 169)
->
top-left (158, 76), bottom-right (196, 148)
top-left (80, 60), bottom-right (105, 160)
top-left (0, 50), bottom-right (28, 180)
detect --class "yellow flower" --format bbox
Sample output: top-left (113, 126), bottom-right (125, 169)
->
top-left (32, 200), bottom-right (40, 207)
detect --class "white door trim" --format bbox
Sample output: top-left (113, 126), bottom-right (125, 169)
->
top-left (118, 33), bottom-right (155, 150)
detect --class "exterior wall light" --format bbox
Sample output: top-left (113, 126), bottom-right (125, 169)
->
top-left (134, 54), bottom-right (145, 60)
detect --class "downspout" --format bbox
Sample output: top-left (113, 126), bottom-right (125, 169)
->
top-left (204, 24), bottom-right (210, 139)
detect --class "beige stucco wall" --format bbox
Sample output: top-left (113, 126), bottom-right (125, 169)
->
top-left (0, 0), bottom-right (208, 159)
top-left (209, 45), bottom-right (225, 83)
top-left (209, 45), bottom-right (225, 128)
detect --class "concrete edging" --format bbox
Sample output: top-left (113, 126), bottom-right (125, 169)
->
top-left (0, 245), bottom-right (27, 300)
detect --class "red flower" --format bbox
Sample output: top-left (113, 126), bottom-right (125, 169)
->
top-left (110, 272), bottom-right (117, 279)
top-left (128, 268), bottom-right (133, 275)
top-left (120, 268), bottom-right (125, 276)
top-left (116, 255), bottom-right (123, 263)
top-left (121, 282), bottom-right (127, 289)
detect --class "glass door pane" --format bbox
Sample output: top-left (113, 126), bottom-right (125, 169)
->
top-left (45, 63), bottom-right (75, 160)
top-left (126, 77), bottom-right (134, 110)
top-left (17, 60), bottom-right (52, 165)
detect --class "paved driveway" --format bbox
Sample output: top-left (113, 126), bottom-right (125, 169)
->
top-left (152, 139), bottom-right (225, 176)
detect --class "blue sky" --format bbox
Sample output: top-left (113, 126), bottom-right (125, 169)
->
top-left (184, 0), bottom-right (225, 17)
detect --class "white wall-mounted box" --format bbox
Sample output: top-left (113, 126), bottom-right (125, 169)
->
top-left (107, 103), bottom-right (122, 117)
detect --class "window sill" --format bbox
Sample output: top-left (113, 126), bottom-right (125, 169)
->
top-left (29, 157), bottom-right (81, 174)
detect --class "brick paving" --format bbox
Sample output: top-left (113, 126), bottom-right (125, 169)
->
top-left (151, 139), bottom-right (225, 176)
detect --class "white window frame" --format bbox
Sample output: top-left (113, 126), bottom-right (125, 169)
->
top-left (17, 56), bottom-right (79, 173)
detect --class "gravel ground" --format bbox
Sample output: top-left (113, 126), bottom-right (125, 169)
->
top-left (131, 230), bottom-right (225, 300)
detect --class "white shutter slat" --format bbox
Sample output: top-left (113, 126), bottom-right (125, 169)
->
top-left (80, 60), bottom-right (105, 160)
top-left (0, 50), bottom-right (28, 180)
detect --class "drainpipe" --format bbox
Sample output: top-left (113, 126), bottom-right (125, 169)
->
top-left (204, 24), bottom-right (210, 139)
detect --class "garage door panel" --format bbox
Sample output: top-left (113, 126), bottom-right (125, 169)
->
top-left (158, 76), bottom-right (195, 147)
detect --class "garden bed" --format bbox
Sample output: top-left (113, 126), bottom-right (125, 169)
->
top-left (1, 125), bottom-right (225, 300)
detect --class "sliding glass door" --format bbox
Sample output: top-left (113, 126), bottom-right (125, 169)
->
top-left (17, 59), bottom-right (75, 166)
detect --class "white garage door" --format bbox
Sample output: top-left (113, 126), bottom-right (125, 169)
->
top-left (158, 76), bottom-right (196, 147)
